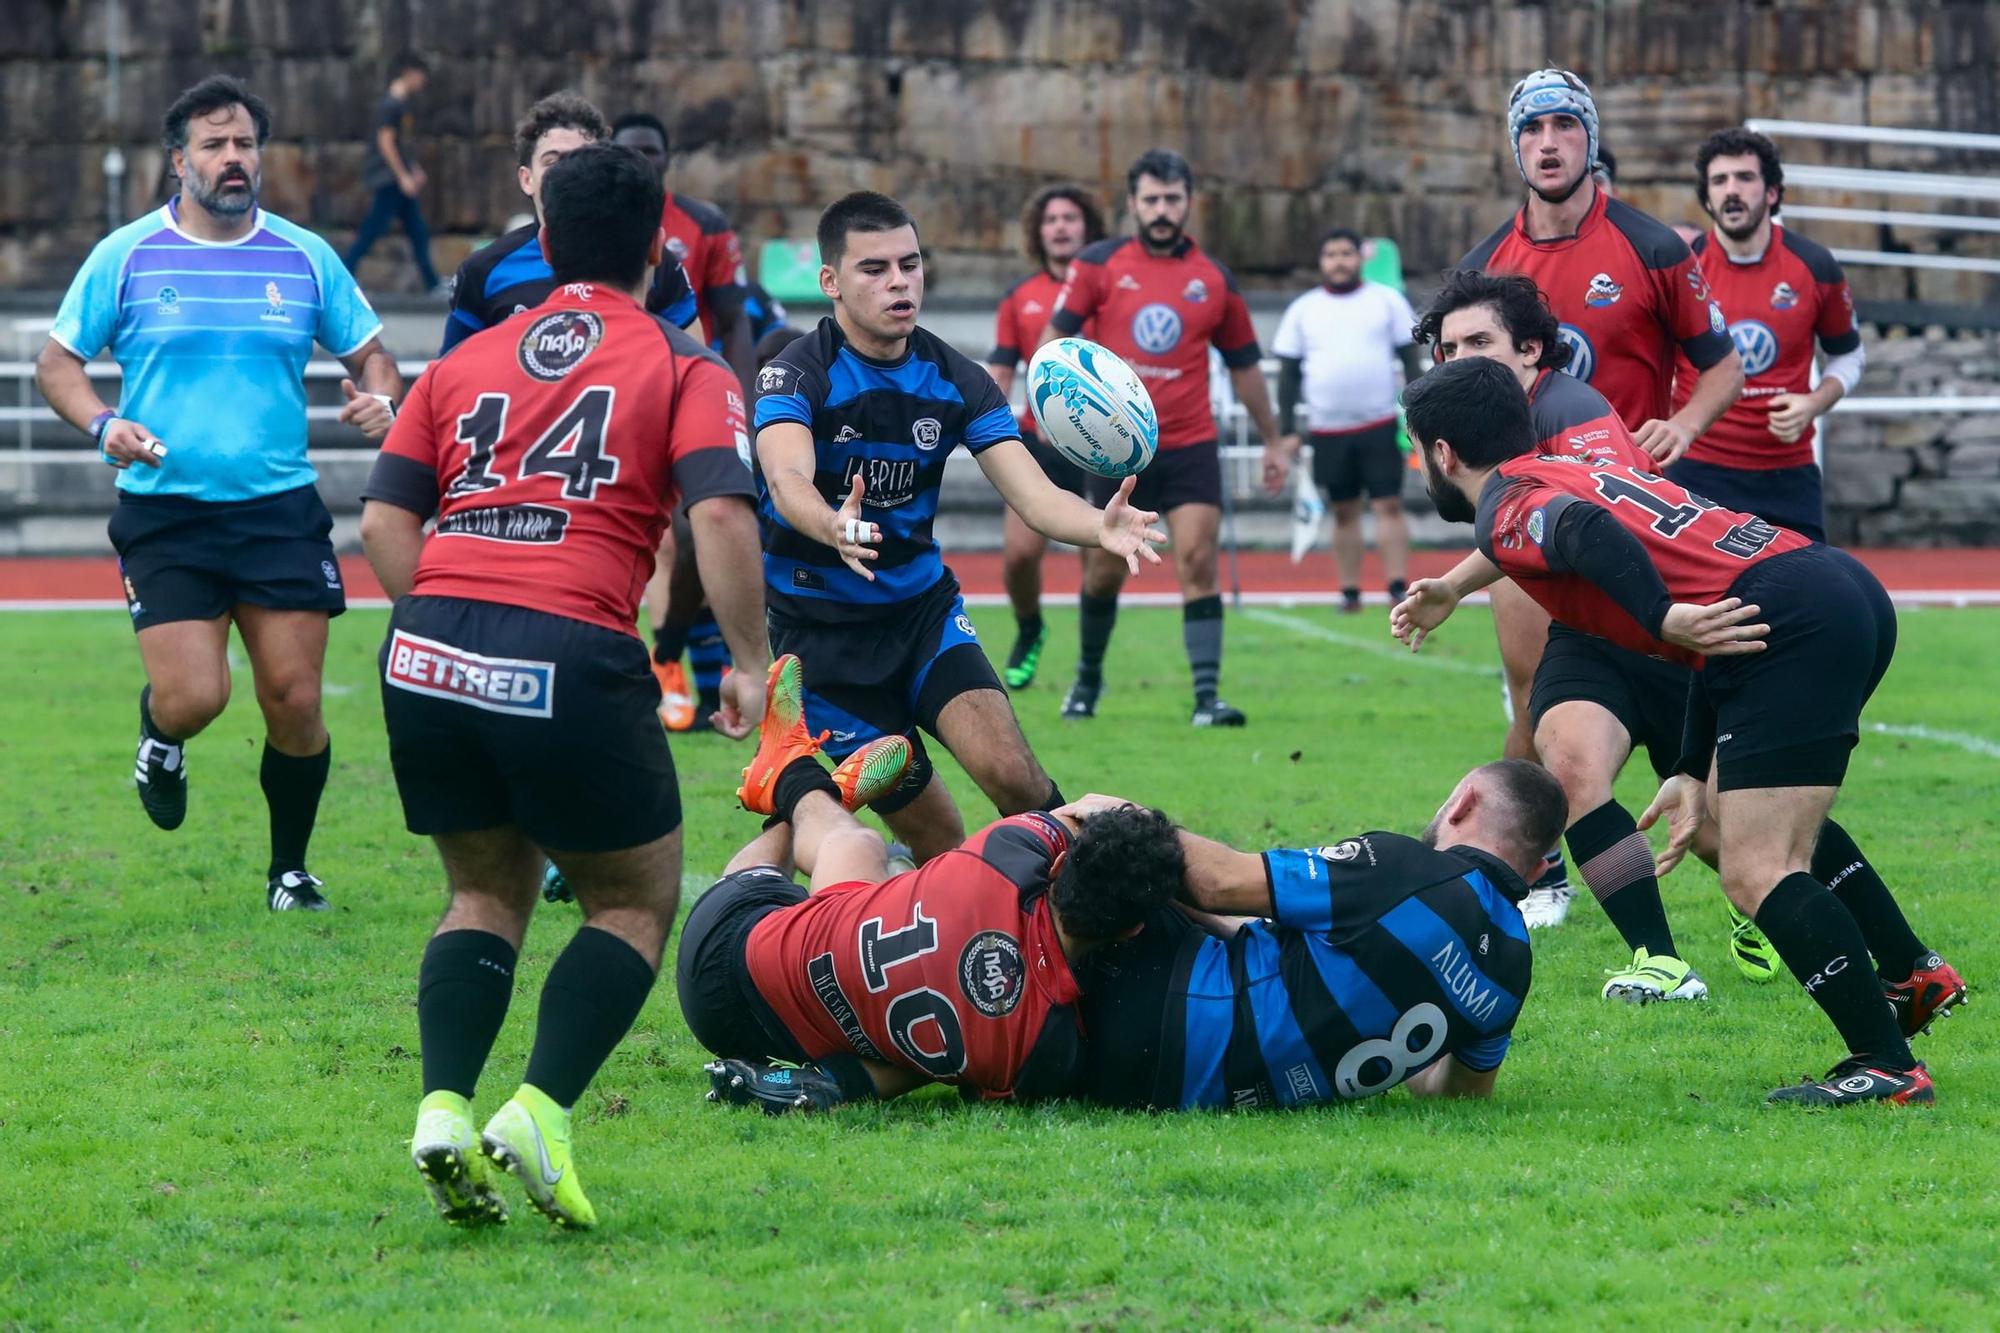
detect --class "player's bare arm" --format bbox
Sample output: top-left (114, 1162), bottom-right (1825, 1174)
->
top-left (756, 420), bottom-right (881, 580)
top-left (686, 493), bottom-right (770, 738)
top-left (1229, 361), bottom-right (1282, 450)
top-left (1634, 349), bottom-right (1742, 465)
top-left (335, 336), bottom-right (405, 440)
top-left (34, 338), bottom-right (169, 468)
top-left (975, 440), bottom-right (1165, 572)
top-left (1175, 829), bottom-right (1274, 916)
top-left (358, 500), bottom-right (426, 600)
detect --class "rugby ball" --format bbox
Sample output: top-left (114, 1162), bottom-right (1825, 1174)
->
top-left (1026, 337), bottom-right (1159, 479)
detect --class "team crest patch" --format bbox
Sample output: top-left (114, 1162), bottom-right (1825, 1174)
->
top-left (518, 309), bottom-right (603, 381)
top-left (320, 559), bottom-right (341, 588)
top-left (666, 236), bottom-right (688, 261)
top-left (155, 285), bottom-right (180, 314)
top-left (912, 417), bottom-right (943, 451)
top-left (958, 931), bottom-right (1026, 1018)
top-left (757, 362), bottom-right (793, 394)
top-left (1527, 508), bottom-right (1546, 546)
top-left (1583, 273), bottom-right (1623, 307)
top-left (385, 630), bottom-right (555, 717)
top-left (260, 281), bottom-right (290, 323)
top-left (1183, 278), bottom-right (1209, 303)
top-left (1770, 281), bottom-right (1800, 310)
top-left (1708, 301), bottom-right (1727, 336)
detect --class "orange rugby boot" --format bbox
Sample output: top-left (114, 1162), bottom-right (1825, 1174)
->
top-left (830, 735), bottom-right (913, 811)
top-left (654, 659), bottom-right (696, 732)
top-left (737, 655), bottom-right (829, 815)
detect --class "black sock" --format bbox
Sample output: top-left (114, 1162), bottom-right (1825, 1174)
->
top-left (1567, 800), bottom-right (1677, 958)
top-left (418, 930), bottom-right (518, 1099)
top-left (1813, 819), bottom-right (1926, 982)
top-left (1077, 593), bottom-right (1118, 687)
top-left (522, 926), bottom-right (658, 1107)
top-left (140, 685), bottom-right (183, 745)
top-left (1341, 585), bottom-right (1361, 604)
top-left (1754, 872), bottom-right (1914, 1069)
top-left (652, 617), bottom-right (692, 666)
top-left (1387, 578), bottom-right (1407, 603)
top-left (261, 740), bottom-right (330, 878)
top-left (1016, 613), bottom-right (1044, 640)
top-left (774, 754), bottom-right (840, 824)
top-left (1183, 594), bottom-right (1223, 706)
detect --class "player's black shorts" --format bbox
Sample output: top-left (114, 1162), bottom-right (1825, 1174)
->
top-left (1085, 440), bottom-right (1221, 513)
top-left (767, 574), bottom-right (1004, 812)
top-left (1022, 427), bottom-right (1085, 498)
top-left (107, 484), bottom-right (346, 631)
top-left (1528, 624), bottom-right (1694, 780)
top-left (1310, 419), bottom-right (1405, 503)
top-left (674, 867), bottom-right (809, 1062)
top-left (1070, 906), bottom-right (1204, 1110)
top-left (379, 594), bottom-right (681, 852)
top-left (1700, 545), bottom-right (1896, 791)
top-left (1665, 457), bottom-right (1826, 543)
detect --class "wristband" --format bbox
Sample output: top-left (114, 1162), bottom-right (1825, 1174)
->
top-left (90, 409), bottom-right (116, 443)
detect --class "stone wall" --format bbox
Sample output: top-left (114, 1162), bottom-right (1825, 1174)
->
top-left (3, 0), bottom-right (1997, 303)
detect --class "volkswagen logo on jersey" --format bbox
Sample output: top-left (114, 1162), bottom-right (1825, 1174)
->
top-left (1556, 324), bottom-right (1596, 382)
top-left (957, 930), bottom-right (1026, 1018)
top-left (518, 310), bottom-right (604, 382)
top-left (1131, 303), bottom-right (1184, 355)
top-left (1730, 320), bottom-right (1779, 376)
top-left (912, 417), bottom-right (943, 451)
top-left (1583, 273), bottom-right (1623, 307)
top-left (1771, 281), bottom-right (1800, 310)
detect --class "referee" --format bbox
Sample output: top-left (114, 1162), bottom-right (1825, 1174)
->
top-left (37, 76), bottom-right (403, 912)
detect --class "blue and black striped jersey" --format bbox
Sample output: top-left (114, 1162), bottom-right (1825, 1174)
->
top-left (439, 222), bottom-right (696, 356)
top-left (751, 316), bottom-right (1019, 621)
top-left (1173, 834), bottom-right (1532, 1109)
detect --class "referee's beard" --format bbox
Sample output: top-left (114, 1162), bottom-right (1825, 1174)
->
top-left (185, 164), bottom-right (259, 219)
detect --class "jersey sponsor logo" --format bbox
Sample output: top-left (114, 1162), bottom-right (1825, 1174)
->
top-left (384, 629), bottom-right (556, 718)
top-left (1315, 838), bottom-right (1370, 865)
top-left (842, 456), bottom-right (918, 508)
top-left (1430, 940), bottom-right (1501, 1024)
top-left (518, 310), bottom-right (604, 381)
top-left (832, 425), bottom-right (862, 444)
top-left (260, 281), bottom-right (290, 323)
top-left (1566, 428), bottom-right (1611, 451)
top-left (1686, 266), bottom-right (1712, 302)
top-left (1284, 1063), bottom-right (1320, 1101)
top-left (1116, 273), bottom-right (1143, 291)
top-left (805, 951), bottom-right (888, 1060)
top-left (435, 502), bottom-right (571, 544)
top-left (912, 417), bottom-right (943, 451)
top-left (1131, 303), bottom-right (1183, 355)
top-left (1583, 273), bottom-right (1623, 307)
top-left (1022, 299), bottom-right (1044, 316)
top-left (1770, 281), bottom-right (1800, 310)
top-left (957, 930), bottom-right (1026, 1018)
top-left (1556, 324), bottom-right (1595, 382)
top-left (155, 285), bottom-right (181, 314)
top-left (953, 613), bottom-right (977, 638)
top-left (1183, 277), bottom-right (1209, 303)
top-left (1729, 319), bottom-right (1779, 376)
top-left (757, 362), bottom-right (793, 394)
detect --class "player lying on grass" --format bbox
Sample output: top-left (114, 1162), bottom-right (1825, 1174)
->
top-left (1392, 355), bottom-right (1966, 1107)
top-left (680, 653), bottom-right (1185, 1110)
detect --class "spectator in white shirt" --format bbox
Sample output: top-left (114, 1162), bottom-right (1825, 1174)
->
top-left (1267, 229), bottom-right (1422, 611)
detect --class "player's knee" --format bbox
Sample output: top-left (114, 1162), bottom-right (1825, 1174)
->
top-left (1175, 543), bottom-right (1217, 589)
top-left (153, 676), bottom-right (230, 736)
top-left (825, 826), bottom-right (886, 870)
top-left (1332, 500), bottom-right (1363, 523)
top-left (1373, 496), bottom-right (1405, 518)
top-left (258, 675), bottom-right (323, 727)
top-left (1081, 550), bottom-right (1127, 598)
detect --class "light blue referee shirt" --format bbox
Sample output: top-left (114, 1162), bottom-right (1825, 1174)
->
top-left (49, 199), bottom-right (383, 502)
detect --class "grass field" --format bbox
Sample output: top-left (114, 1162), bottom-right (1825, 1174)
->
top-left (5, 600), bottom-right (1998, 1329)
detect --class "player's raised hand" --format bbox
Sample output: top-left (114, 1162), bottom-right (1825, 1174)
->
top-left (100, 418), bottom-right (167, 469)
top-left (1389, 578), bottom-right (1459, 652)
top-left (711, 662), bottom-right (765, 740)
top-left (1099, 475), bottom-right (1167, 574)
top-left (1632, 417), bottom-right (1694, 467)
top-left (1638, 773), bottom-right (1706, 877)
top-left (1660, 598), bottom-right (1768, 656)
top-left (338, 378), bottom-right (396, 440)
top-left (829, 474), bottom-right (881, 581)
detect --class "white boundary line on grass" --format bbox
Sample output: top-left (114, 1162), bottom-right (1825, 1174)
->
top-left (1866, 722), bottom-right (2000, 759)
top-left (1241, 606), bottom-right (1500, 676)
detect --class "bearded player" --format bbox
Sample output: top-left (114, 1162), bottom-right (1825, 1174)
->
top-left (1461, 68), bottom-right (1744, 915)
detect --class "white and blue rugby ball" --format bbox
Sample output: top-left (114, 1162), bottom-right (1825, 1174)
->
top-left (1026, 337), bottom-right (1159, 479)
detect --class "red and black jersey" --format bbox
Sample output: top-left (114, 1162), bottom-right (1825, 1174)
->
top-left (1526, 367), bottom-right (1655, 470)
top-left (661, 192), bottom-right (747, 345)
top-left (1476, 453), bottom-right (1809, 667)
top-left (743, 813), bottom-right (1084, 1100)
top-left (1463, 190), bottom-right (1734, 429)
top-left (365, 284), bottom-right (753, 637)
top-left (1675, 225), bottom-right (1860, 470)
top-left (1048, 235), bottom-right (1260, 448)
top-left (988, 268), bottom-right (1092, 435)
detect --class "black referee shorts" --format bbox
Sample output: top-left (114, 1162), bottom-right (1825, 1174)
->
top-left (1701, 545), bottom-right (1896, 791)
top-left (1086, 440), bottom-right (1221, 513)
top-left (1310, 419), bottom-right (1405, 503)
top-left (674, 867), bottom-right (809, 1062)
top-left (1528, 624), bottom-right (1694, 781)
top-left (107, 484), bottom-right (346, 631)
top-left (380, 595), bottom-right (681, 852)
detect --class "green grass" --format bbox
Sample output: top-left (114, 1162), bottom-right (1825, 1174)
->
top-left (4, 602), bottom-right (1998, 1329)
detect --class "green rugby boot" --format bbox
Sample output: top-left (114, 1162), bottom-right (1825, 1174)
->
top-left (411, 1089), bottom-right (507, 1227)
top-left (1726, 903), bottom-right (1782, 983)
top-left (480, 1083), bottom-right (596, 1230)
top-left (1602, 947), bottom-right (1709, 1004)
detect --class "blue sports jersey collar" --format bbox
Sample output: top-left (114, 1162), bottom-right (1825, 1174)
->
top-left (828, 316), bottom-right (915, 370)
top-left (162, 196), bottom-right (267, 247)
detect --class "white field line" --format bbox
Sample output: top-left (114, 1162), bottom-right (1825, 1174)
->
top-left (1241, 606), bottom-right (1500, 677)
top-left (1866, 722), bottom-right (2000, 759)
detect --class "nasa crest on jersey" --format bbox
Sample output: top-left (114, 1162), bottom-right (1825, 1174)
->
top-left (519, 310), bottom-right (604, 381)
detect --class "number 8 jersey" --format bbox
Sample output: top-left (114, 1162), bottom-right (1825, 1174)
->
top-left (366, 284), bottom-right (752, 636)
top-left (743, 813), bottom-right (1086, 1100)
